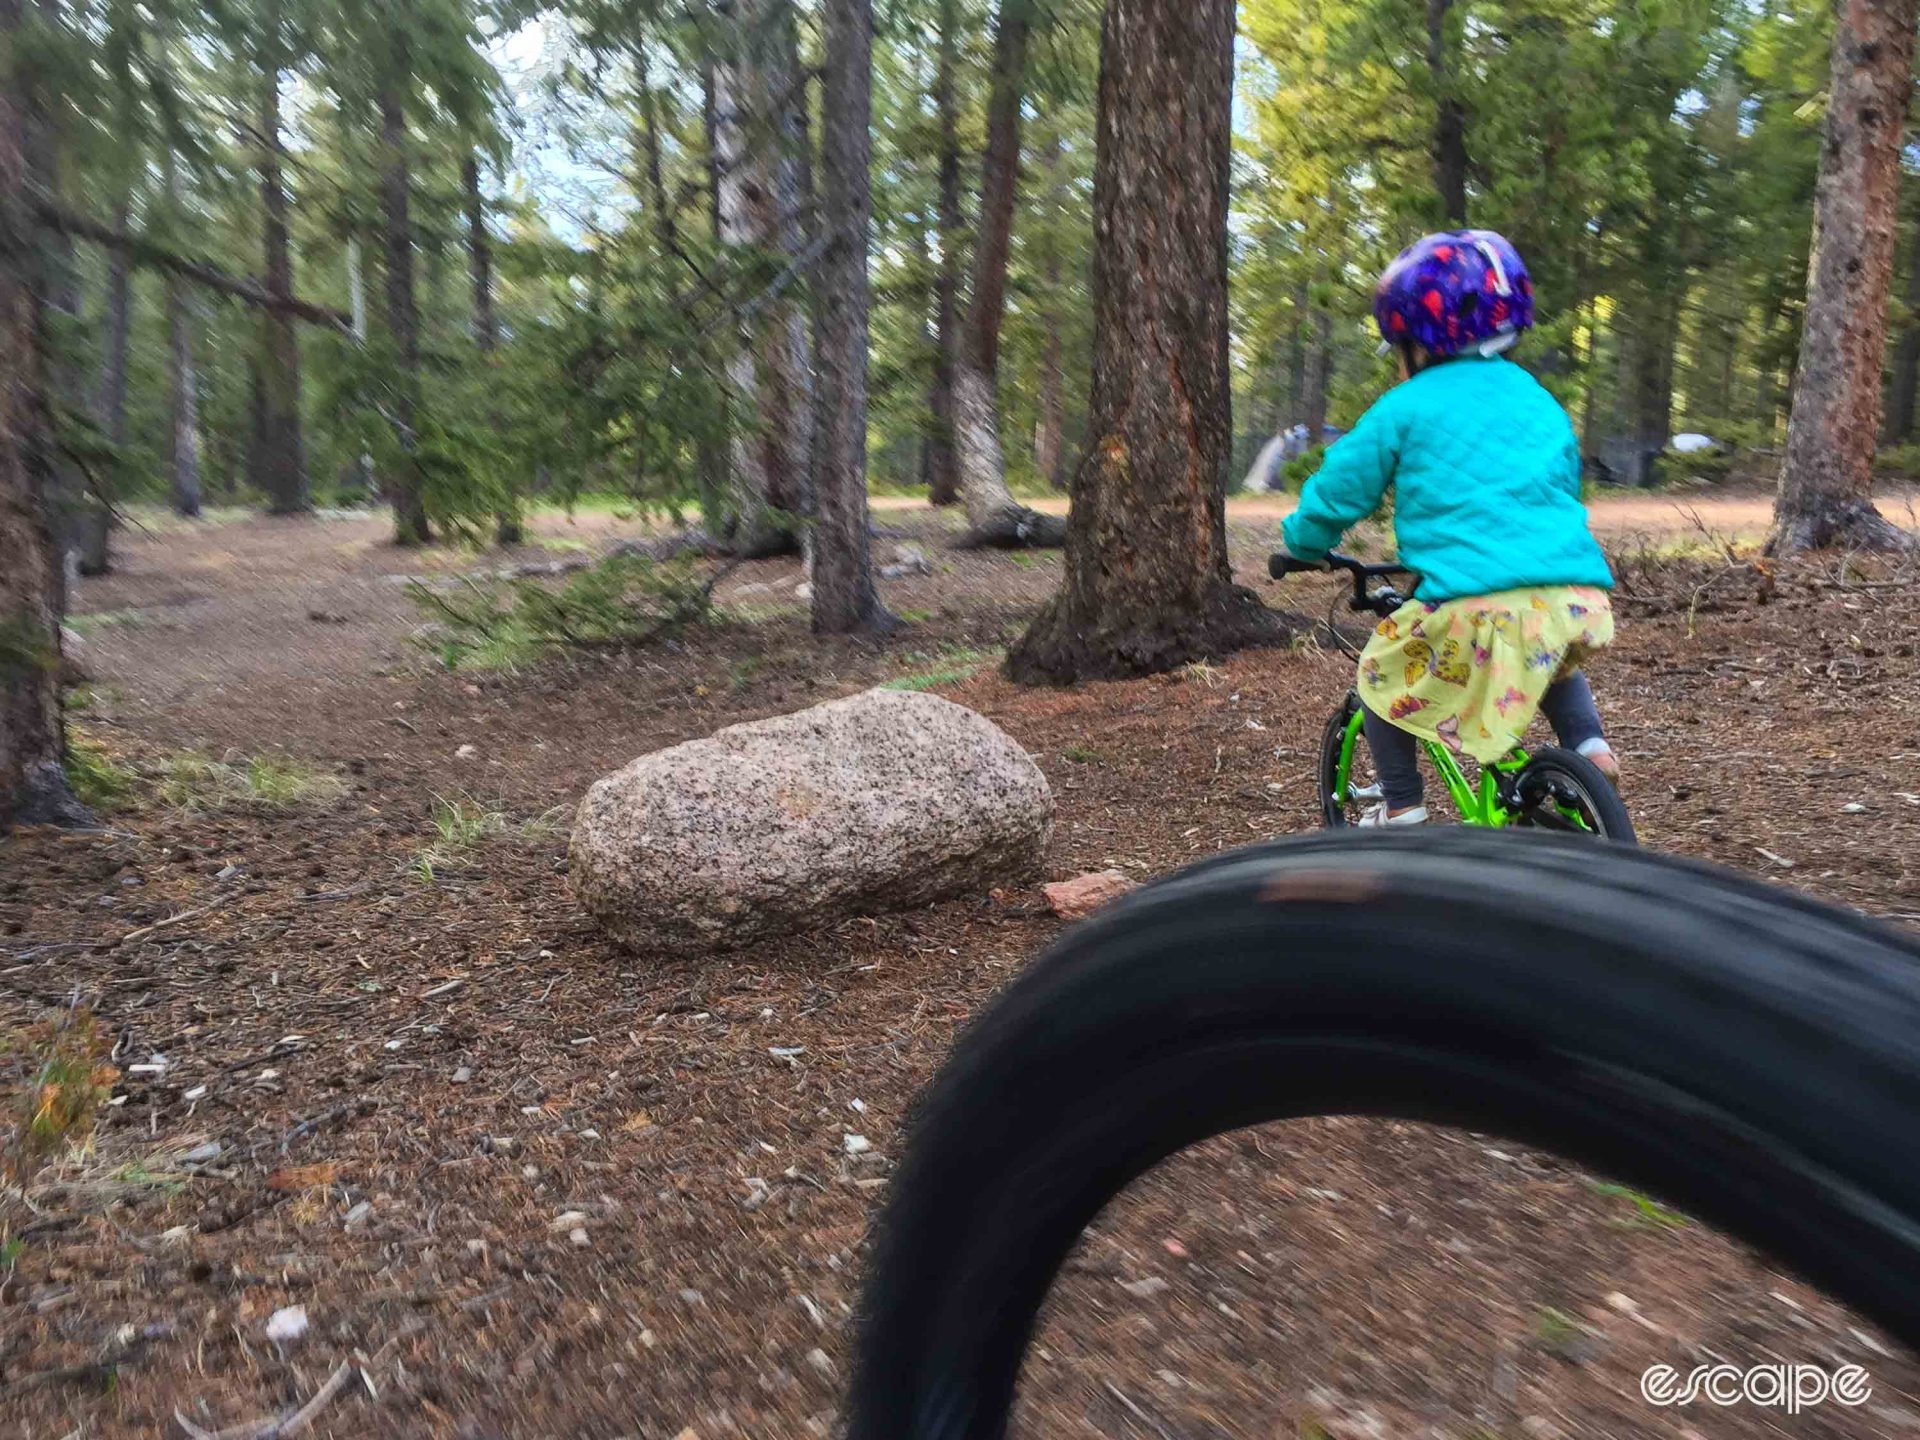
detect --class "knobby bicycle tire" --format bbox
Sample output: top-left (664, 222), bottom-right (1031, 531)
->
top-left (846, 830), bottom-right (1920, 1440)
top-left (1514, 745), bottom-right (1636, 843)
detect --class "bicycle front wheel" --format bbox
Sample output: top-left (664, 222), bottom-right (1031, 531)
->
top-left (1315, 692), bottom-right (1380, 827)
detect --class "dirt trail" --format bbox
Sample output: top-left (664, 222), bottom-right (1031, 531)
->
top-left (6, 505), bottom-right (1918, 1438)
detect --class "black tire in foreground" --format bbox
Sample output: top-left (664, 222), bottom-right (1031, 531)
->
top-left (845, 830), bottom-right (1920, 1440)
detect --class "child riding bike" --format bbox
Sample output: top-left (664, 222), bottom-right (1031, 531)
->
top-left (1275, 230), bottom-right (1618, 827)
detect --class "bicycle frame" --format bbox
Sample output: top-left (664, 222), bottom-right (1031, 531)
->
top-left (1329, 702), bottom-right (1530, 827)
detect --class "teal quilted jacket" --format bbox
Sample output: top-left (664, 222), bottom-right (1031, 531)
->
top-left (1279, 355), bottom-right (1613, 602)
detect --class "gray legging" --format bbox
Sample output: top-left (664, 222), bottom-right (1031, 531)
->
top-left (1360, 669), bottom-right (1606, 811)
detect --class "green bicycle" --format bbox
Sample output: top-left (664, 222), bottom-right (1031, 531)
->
top-left (1271, 549), bottom-right (1636, 842)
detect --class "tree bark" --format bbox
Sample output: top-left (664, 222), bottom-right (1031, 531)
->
top-left (811, 0), bottom-right (889, 635)
top-left (1006, 0), bottom-right (1293, 681)
top-left (378, 63), bottom-right (430, 546)
top-left (25, 0), bottom-right (83, 600)
top-left (1884, 202), bottom-right (1920, 443)
top-left (165, 276), bottom-right (202, 516)
top-left (927, 0), bottom-right (963, 506)
top-left (162, 154), bottom-right (201, 517)
top-left (953, 0), bottom-right (1065, 547)
top-left (1, 0), bottom-right (88, 827)
top-left (257, 35), bottom-right (308, 514)
top-left (1302, 287), bottom-right (1331, 442)
top-left (1773, 0), bottom-right (1920, 554)
top-left (695, 59), bottom-right (729, 528)
top-left (1033, 128), bottom-right (1067, 491)
top-left (1285, 278), bottom-right (1306, 425)
top-left (712, 0), bottom-right (812, 556)
top-left (463, 152), bottom-right (520, 545)
top-left (1425, 0), bottom-right (1468, 224)
top-left (80, 196), bottom-right (131, 576)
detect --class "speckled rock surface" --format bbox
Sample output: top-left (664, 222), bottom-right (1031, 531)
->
top-left (569, 688), bottom-right (1053, 955)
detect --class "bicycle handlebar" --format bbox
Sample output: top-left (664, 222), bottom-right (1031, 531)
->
top-left (1268, 549), bottom-right (1417, 614)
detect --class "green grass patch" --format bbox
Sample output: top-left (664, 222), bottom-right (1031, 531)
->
top-left (881, 644), bottom-right (996, 693)
top-left (1061, 742), bottom-right (1101, 764)
top-left (64, 609), bottom-right (144, 637)
top-left (66, 735), bottom-right (136, 811)
top-left (1588, 1180), bottom-right (1690, 1229)
top-left (154, 752), bottom-right (344, 813)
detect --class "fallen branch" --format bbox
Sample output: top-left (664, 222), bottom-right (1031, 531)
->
top-left (33, 197), bottom-right (353, 331)
top-left (109, 895), bottom-right (238, 951)
top-left (174, 1359), bottom-right (353, 1440)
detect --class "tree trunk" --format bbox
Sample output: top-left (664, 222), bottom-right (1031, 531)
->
top-left (378, 65), bottom-right (430, 546)
top-left (1774, 0), bottom-right (1920, 552)
top-left (464, 152), bottom-right (520, 546)
top-left (712, 0), bottom-right (811, 556)
top-left (926, 0), bottom-right (963, 506)
top-left (695, 59), bottom-right (729, 528)
top-left (25, 0), bottom-right (82, 600)
top-left (95, 217), bottom-right (130, 447)
top-left (1006, 0), bottom-right (1292, 681)
top-left (1285, 279), bottom-right (1306, 425)
top-left (79, 195), bottom-right (130, 576)
top-left (1033, 128), bottom-right (1067, 491)
top-left (161, 150), bottom-right (201, 517)
top-left (1884, 203), bottom-right (1920, 442)
top-left (257, 45), bottom-right (308, 514)
top-left (165, 276), bottom-right (202, 516)
top-left (1302, 289), bottom-right (1331, 442)
top-left (953, 0), bottom-right (1065, 547)
top-left (1, 0), bottom-right (88, 827)
top-left (1425, 0), bottom-right (1468, 224)
top-left (810, 0), bottom-right (889, 636)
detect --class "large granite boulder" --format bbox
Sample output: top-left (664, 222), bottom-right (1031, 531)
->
top-left (570, 688), bottom-right (1052, 955)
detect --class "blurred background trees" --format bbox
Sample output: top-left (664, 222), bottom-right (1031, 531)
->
top-left (13, 0), bottom-right (1900, 558)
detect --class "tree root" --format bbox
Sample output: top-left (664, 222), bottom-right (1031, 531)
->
top-left (1766, 501), bottom-right (1916, 557)
top-left (1005, 584), bottom-right (1308, 685)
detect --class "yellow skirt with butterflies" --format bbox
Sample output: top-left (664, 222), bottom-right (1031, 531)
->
top-left (1357, 586), bottom-right (1614, 764)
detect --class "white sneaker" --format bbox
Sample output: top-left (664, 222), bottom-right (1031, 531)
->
top-left (1357, 803), bottom-right (1427, 827)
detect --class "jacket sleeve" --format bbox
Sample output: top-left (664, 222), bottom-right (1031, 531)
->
top-left (1279, 397), bottom-right (1400, 560)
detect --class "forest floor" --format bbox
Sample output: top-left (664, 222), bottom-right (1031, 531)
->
top-left (4, 485), bottom-right (1920, 1438)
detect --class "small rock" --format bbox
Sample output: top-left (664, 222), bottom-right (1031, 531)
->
top-left (1842, 802), bottom-right (1868, 814)
top-left (455, 744), bottom-right (478, 759)
top-left (1119, 1277), bottom-right (1170, 1299)
top-left (264, 1305), bottom-right (308, 1344)
top-left (1604, 1291), bottom-right (1638, 1313)
top-left (806, 1347), bottom-right (835, 1377)
top-left (182, 1141), bottom-right (223, 1164)
top-left (521, 1164), bottom-right (539, 1179)
top-left (451, 1066), bottom-right (473, 1083)
top-left (1042, 869), bottom-right (1136, 920)
top-left (549, 1210), bottom-right (590, 1231)
top-left (794, 581), bottom-right (813, 600)
top-left (216, 864), bottom-right (241, 882)
top-left (569, 1227), bottom-right (591, 1248)
top-left (343, 1200), bottom-right (373, 1228)
top-left (678, 1289), bottom-right (705, 1306)
top-left (842, 1134), bottom-right (872, 1156)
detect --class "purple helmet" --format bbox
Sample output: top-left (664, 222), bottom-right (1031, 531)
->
top-left (1373, 230), bottom-right (1534, 358)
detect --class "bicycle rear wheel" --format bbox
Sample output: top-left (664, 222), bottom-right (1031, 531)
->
top-left (1510, 745), bottom-right (1636, 844)
top-left (846, 831), bottom-right (1920, 1440)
